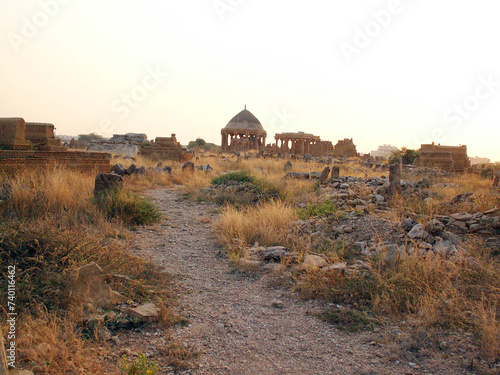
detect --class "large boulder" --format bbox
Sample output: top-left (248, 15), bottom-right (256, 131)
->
top-left (93, 173), bottom-right (123, 199)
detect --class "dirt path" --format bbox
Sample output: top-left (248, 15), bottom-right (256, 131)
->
top-left (130, 188), bottom-right (468, 375)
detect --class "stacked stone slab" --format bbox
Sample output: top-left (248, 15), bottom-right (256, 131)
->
top-left (416, 143), bottom-right (471, 172)
top-left (139, 134), bottom-right (193, 162)
top-left (0, 118), bottom-right (31, 150)
top-left (25, 122), bottom-right (67, 151)
top-left (0, 117), bottom-right (110, 174)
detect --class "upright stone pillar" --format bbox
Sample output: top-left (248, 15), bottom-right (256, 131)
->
top-left (389, 163), bottom-right (402, 195)
top-left (320, 166), bottom-right (331, 184)
top-left (331, 166), bottom-right (340, 179)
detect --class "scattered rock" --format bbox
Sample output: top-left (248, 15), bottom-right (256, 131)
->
top-left (284, 160), bottom-right (292, 171)
top-left (384, 244), bottom-right (405, 268)
top-left (421, 176), bottom-right (431, 188)
top-left (425, 219), bottom-right (445, 235)
top-left (450, 212), bottom-right (473, 221)
top-left (126, 303), bottom-right (160, 322)
top-left (302, 254), bottom-right (327, 269)
top-left (327, 262), bottom-right (347, 272)
top-left (433, 240), bottom-right (456, 255)
top-left (284, 172), bottom-right (310, 179)
top-left (126, 164), bottom-right (136, 175)
top-left (93, 173), bottom-right (123, 199)
top-left (408, 224), bottom-right (425, 239)
top-left (68, 263), bottom-right (127, 308)
top-left (134, 166), bottom-right (146, 175)
top-left (271, 300), bottom-right (284, 309)
top-left (447, 193), bottom-right (474, 205)
top-left (110, 163), bottom-right (127, 176)
top-left (402, 218), bottom-right (417, 232)
top-left (259, 247), bottom-right (287, 262)
top-left (182, 161), bottom-right (195, 173)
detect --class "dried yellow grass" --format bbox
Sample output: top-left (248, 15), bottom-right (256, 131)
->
top-left (215, 200), bottom-right (297, 253)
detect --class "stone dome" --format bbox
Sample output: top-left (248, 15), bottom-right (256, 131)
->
top-left (224, 107), bottom-right (265, 132)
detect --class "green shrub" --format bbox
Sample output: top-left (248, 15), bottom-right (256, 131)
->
top-left (389, 147), bottom-right (420, 165)
top-left (298, 199), bottom-right (342, 219)
top-left (120, 353), bottom-right (159, 375)
top-left (207, 171), bottom-right (286, 207)
top-left (96, 191), bottom-right (160, 226)
top-left (211, 170), bottom-right (255, 185)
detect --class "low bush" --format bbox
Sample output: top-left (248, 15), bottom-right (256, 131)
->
top-left (95, 190), bottom-right (161, 226)
top-left (297, 199), bottom-right (342, 219)
top-left (211, 170), bottom-right (255, 185)
top-left (121, 353), bottom-right (160, 375)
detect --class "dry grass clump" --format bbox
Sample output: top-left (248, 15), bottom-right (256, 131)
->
top-left (215, 200), bottom-right (297, 256)
top-left (1, 309), bottom-right (112, 375)
top-left (384, 172), bottom-right (499, 224)
top-left (4, 167), bottom-right (96, 223)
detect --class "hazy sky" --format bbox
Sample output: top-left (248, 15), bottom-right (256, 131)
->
top-left (1, 1), bottom-right (499, 161)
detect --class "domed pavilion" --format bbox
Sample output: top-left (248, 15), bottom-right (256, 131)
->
top-left (221, 106), bottom-right (267, 152)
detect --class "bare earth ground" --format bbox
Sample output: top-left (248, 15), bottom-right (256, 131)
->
top-left (124, 187), bottom-right (473, 375)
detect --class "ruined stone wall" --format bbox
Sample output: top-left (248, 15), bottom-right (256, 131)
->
top-left (417, 144), bottom-right (470, 171)
top-left (0, 117), bottom-right (110, 173)
top-left (25, 122), bottom-right (66, 151)
top-left (331, 138), bottom-right (359, 158)
top-left (87, 142), bottom-right (139, 156)
top-left (139, 135), bottom-right (193, 161)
